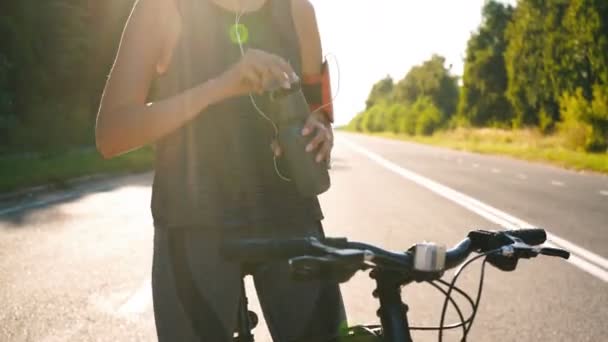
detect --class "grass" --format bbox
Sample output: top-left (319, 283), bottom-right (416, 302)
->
top-left (0, 146), bottom-right (155, 194)
top-left (363, 128), bottom-right (608, 174)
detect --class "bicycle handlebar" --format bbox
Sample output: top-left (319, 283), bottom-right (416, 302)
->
top-left (221, 228), bottom-right (568, 280)
top-left (221, 237), bottom-right (349, 262)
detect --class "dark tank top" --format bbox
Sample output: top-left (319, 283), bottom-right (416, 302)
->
top-left (150, 0), bottom-right (324, 229)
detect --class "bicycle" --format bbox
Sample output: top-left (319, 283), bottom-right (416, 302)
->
top-left (221, 228), bottom-right (570, 341)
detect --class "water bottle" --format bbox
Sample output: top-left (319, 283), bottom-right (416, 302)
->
top-left (266, 81), bottom-right (330, 197)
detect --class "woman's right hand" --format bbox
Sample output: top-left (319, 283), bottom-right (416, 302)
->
top-left (219, 48), bottom-right (297, 96)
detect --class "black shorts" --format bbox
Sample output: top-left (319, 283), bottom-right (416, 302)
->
top-left (151, 220), bottom-right (347, 342)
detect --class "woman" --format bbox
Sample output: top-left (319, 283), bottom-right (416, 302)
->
top-left (95, 0), bottom-right (345, 341)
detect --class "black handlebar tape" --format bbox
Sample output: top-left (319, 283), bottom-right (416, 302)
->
top-left (540, 247), bottom-right (570, 259)
top-left (504, 229), bottom-right (547, 245)
top-left (322, 237), bottom-right (349, 248)
top-left (221, 237), bottom-right (325, 262)
top-left (289, 254), bottom-right (365, 283)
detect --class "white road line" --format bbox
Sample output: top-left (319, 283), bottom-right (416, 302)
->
top-left (600, 190), bottom-right (608, 197)
top-left (118, 279), bottom-right (152, 315)
top-left (340, 137), bottom-right (608, 283)
top-left (551, 180), bottom-right (565, 187)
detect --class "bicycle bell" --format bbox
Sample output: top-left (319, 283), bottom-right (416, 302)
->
top-left (413, 242), bottom-right (446, 272)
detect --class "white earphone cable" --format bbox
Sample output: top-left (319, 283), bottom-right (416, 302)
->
top-left (233, 5), bottom-right (341, 182)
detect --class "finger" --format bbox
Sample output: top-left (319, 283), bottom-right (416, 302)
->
top-left (260, 68), bottom-right (274, 91)
top-left (248, 59), bottom-right (279, 92)
top-left (273, 57), bottom-right (296, 83)
top-left (301, 116), bottom-right (317, 136)
top-left (268, 64), bottom-right (291, 89)
top-left (316, 140), bottom-right (331, 163)
top-left (305, 125), bottom-right (326, 153)
top-left (257, 55), bottom-right (289, 90)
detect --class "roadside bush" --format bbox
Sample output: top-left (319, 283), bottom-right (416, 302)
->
top-left (360, 104), bottom-right (389, 132)
top-left (386, 103), bottom-right (408, 134)
top-left (558, 86), bottom-right (608, 152)
top-left (413, 97), bottom-right (443, 136)
top-left (398, 106), bottom-right (417, 135)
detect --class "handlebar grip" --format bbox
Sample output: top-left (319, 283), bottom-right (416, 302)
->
top-left (289, 252), bottom-right (365, 283)
top-left (504, 229), bottom-right (547, 245)
top-left (540, 247), bottom-right (570, 259)
top-left (221, 237), bottom-right (323, 262)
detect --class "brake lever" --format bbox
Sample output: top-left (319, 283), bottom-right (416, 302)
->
top-left (500, 242), bottom-right (539, 259)
top-left (490, 237), bottom-right (570, 271)
top-left (539, 247), bottom-right (570, 259)
top-left (487, 236), bottom-right (536, 271)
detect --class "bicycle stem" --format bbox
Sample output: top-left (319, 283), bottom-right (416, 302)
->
top-left (371, 269), bottom-right (413, 342)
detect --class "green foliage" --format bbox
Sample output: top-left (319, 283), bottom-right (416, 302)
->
top-left (505, 0), bottom-right (555, 127)
top-left (393, 55), bottom-right (459, 118)
top-left (538, 108), bottom-right (554, 134)
top-left (365, 76), bottom-right (394, 110)
top-left (350, 0), bottom-right (607, 158)
top-left (386, 103), bottom-right (408, 134)
top-left (505, 0), bottom-right (608, 133)
top-left (0, 0), bottom-right (136, 154)
top-left (558, 85), bottom-right (608, 151)
top-left (398, 106), bottom-right (418, 136)
top-left (413, 97), bottom-right (442, 136)
top-left (349, 54), bottom-right (457, 137)
top-left (459, 1), bottom-right (514, 127)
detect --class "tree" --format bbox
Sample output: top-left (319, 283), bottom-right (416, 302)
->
top-left (0, 0), bottom-right (136, 152)
top-left (458, 1), bottom-right (514, 127)
top-left (560, 0), bottom-right (608, 98)
top-left (365, 75), bottom-right (394, 110)
top-left (505, 0), bottom-right (571, 129)
top-left (393, 54), bottom-right (459, 119)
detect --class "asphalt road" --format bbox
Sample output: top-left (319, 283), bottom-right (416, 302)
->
top-left (1, 132), bottom-right (606, 341)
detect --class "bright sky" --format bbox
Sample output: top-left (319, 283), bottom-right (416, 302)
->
top-left (309, 0), bottom-right (512, 126)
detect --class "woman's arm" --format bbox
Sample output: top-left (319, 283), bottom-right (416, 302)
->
top-left (291, 0), bottom-right (334, 163)
top-left (95, 0), bottom-right (236, 159)
top-left (96, 0), bottom-right (295, 159)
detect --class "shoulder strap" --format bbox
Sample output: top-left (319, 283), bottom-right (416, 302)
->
top-left (270, 0), bottom-right (303, 75)
top-left (155, 0), bottom-right (220, 96)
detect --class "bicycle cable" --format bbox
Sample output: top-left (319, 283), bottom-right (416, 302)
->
top-left (438, 249), bottom-right (500, 342)
top-left (462, 259), bottom-right (489, 340)
top-left (422, 281), bottom-right (467, 336)
top-left (404, 280), bottom-right (475, 332)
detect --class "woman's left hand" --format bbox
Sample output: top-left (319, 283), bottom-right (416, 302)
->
top-left (302, 111), bottom-right (333, 163)
top-left (270, 112), bottom-right (333, 164)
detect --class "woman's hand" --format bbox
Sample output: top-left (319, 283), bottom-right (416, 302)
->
top-left (271, 111), bottom-right (333, 163)
top-left (302, 111), bottom-right (333, 163)
top-left (219, 48), bottom-right (296, 96)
